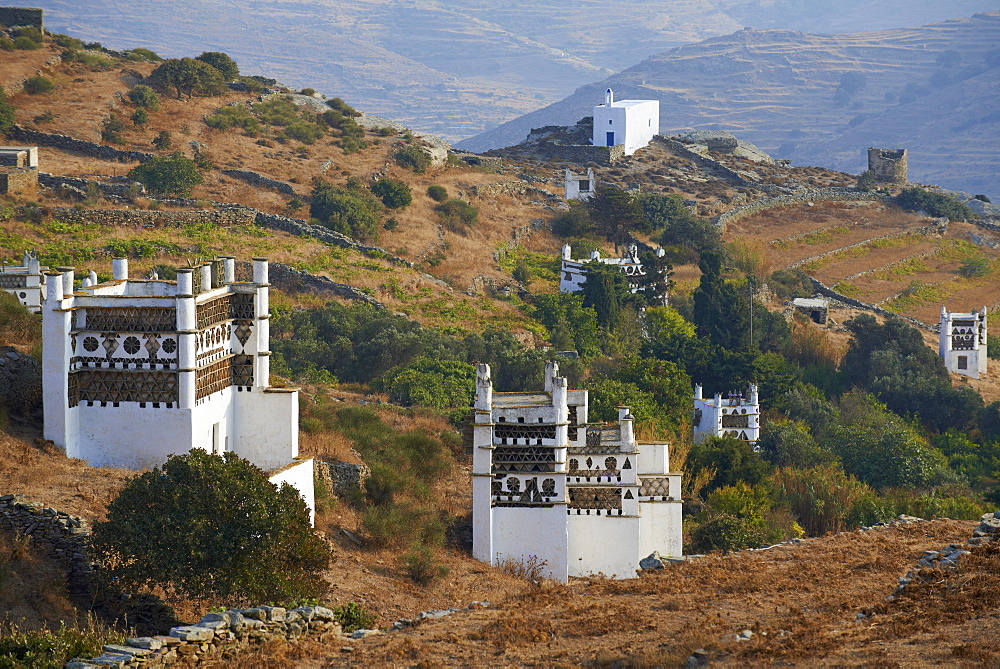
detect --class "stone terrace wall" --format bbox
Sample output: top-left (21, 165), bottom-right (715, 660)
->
top-left (253, 211), bottom-right (413, 267)
top-left (67, 606), bottom-right (347, 668)
top-left (808, 277), bottom-right (935, 332)
top-left (242, 261), bottom-right (387, 309)
top-left (715, 189), bottom-right (892, 231)
top-left (39, 174), bottom-right (144, 198)
top-left (0, 167), bottom-right (37, 195)
top-left (0, 494), bottom-right (94, 602)
top-left (221, 169), bottom-right (295, 195)
top-left (44, 206), bottom-right (255, 228)
top-left (10, 126), bottom-right (155, 164)
top-left (470, 182), bottom-right (552, 199)
top-left (531, 143), bottom-right (624, 166)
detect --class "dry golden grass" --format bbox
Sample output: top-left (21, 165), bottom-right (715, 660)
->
top-left (0, 531), bottom-right (80, 630)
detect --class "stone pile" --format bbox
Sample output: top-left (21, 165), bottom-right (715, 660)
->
top-left (877, 511), bottom-right (999, 606)
top-left (67, 606), bottom-right (344, 668)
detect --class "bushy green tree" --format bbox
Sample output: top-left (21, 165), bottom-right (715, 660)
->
top-left (382, 357), bottom-right (476, 409)
top-left (149, 58), bottom-right (227, 100)
top-left (757, 420), bottom-right (837, 468)
top-left (532, 292), bottom-right (601, 356)
top-left (371, 178), bottom-right (412, 209)
top-left (195, 51), bottom-right (240, 80)
top-left (855, 169), bottom-right (876, 191)
top-left (693, 251), bottom-right (750, 350)
top-left (310, 180), bottom-right (382, 242)
top-left (551, 200), bottom-right (593, 238)
top-left (127, 153), bottom-right (203, 196)
top-left (585, 378), bottom-right (661, 427)
top-left (825, 391), bottom-right (949, 489)
top-left (689, 482), bottom-right (801, 552)
top-left (686, 435), bottom-right (773, 496)
top-left (587, 183), bottom-right (646, 251)
top-left (90, 449), bottom-right (330, 604)
top-left (578, 261), bottom-right (634, 329)
top-left (127, 84), bottom-right (161, 110)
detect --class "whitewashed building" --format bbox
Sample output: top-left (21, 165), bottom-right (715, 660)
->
top-left (564, 168), bottom-right (595, 201)
top-left (41, 257), bottom-right (314, 521)
top-left (591, 89), bottom-right (659, 155)
top-left (939, 306), bottom-right (988, 379)
top-left (472, 362), bottom-right (682, 582)
top-left (559, 244), bottom-right (668, 306)
top-left (0, 251), bottom-right (48, 313)
top-left (693, 384), bottom-right (760, 447)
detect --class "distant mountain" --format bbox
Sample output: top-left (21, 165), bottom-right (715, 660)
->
top-left (459, 13), bottom-right (1000, 195)
top-left (24, 0), bottom-right (1000, 145)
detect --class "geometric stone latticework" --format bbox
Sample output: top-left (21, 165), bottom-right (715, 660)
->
top-left (229, 292), bottom-right (255, 320)
top-left (84, 307), bottom-right (176, 333)
top-left (196, 295), bottom-right (232, 330)
top-left (568, 486), bottom-right (623, 512)
top-left (639, 476), bottom-right (673, 498)
top-left (492, 446), bottom-right (556, 473)
top-left (195, 355), bottom-right (253, 400)
top-left (70, 369), bottom-right (179, 407)
top-left (493, 424), bottom-right (557, 445)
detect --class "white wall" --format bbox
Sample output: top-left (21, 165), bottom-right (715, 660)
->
top-left (638, 501), bottom-right (683, 559)
top-left (68, 405), bottom-right (194, 469)
top-left (268, 458), bottom-right (315, 526)
top-left (233, 389), bottom-right (298, 470)
top-left (592, 100), bottom-right (659, 155)
top-left (492, 506), bottom-right (568, 582)
top-left (568, 514), bottom-right (640, 579)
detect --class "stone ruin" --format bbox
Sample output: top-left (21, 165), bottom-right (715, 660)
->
top-left (868, 147), bottom-right (908, 184)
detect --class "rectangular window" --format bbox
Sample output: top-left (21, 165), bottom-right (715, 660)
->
top-left (957, 356), bottom-right (968, 370)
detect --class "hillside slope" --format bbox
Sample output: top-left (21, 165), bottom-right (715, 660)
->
top-left (461, 13), bottom-right (1000, 195)
top-left (24, 0), bottom-right (1000, 143)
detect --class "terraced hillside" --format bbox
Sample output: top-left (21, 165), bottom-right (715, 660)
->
top-left (725, 202), bottom-right (1000, 326)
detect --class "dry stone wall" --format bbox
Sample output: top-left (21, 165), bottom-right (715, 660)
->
top-left (67, 606), bottom-right (346, 668)
top-left (0, 346), bottom-right (42, 417)
top-left (808, 277), bottom-right (935, 332)
top-left (0, 494), bottom-right (93, 602)
top-left (39, 174), bottom-right (144, 198)
top-left (244, 261), bottom-right (386, 309)
top-left (715, 189), bottom-right (892, 231)
top-left (0, 167), bottom-right (37, 195)
top-left (530, 143), bottom-right (625, 166)
top-left (10, 126), bottom-right (154, 164)
top-left (220, 170), bottom-right (295, 195)
top-left (47, 206), bottom-right (255, 228)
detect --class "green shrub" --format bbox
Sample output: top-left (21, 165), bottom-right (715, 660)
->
top-left (127, 153), bottom-right (203, 197)
top-left (127, 84), bottom-right (161, 110)
top-left (253, 96), bottom-right (302, 126)
top-left (426, 184), bottom-right (448, 202)
top-left (959, 256), bottom-right (991, 278)
top-left (282, 120), bottom-right (324, 144)
top-left (394, 145), bottom-right (431, 173)
top-left (381, 357), bottom-right (475, 409)
top-left (435, 198), bottom-right (478, 228)
top-left (402, 544), bottom-right (449, 586)
top-left (22, 76), bottom-right (54, 95)
top-left (326, 97), bottom-right (360, 117)
top-left (90, 449), bottom-right (330, 605)
top-left (12, 26), bottom-right (42, 43)
top-left (896, 187), bottom-right (974, 221)
top-left (204, 105), bottom-right (261, 134)
top-left (195, 51), bottom-right (240, 80)
top-left (0, 87), bottom-right (14, 134)
top-left (0, 621), bottom-right (123, 669)
top-left (130, 108), bottom-right (149, 127)
top-left (772, 465), bottom-right (886, 535)
top-left (151, 130), bottom-right (172, 150)
top-left (371, 178), bottom-right (412, 209)
top-left (100, 115), bottom-right (127, 144)
top-left (128, 47), bottom-right (162, 62)
top-left (13, 35), bottom-right (41, 50)
top-left (0, 37), bottom-right (13, 51)
top-left (310, 181), bottom-right (382, 242)
top-left (331, 602), bottom-right (376, 633)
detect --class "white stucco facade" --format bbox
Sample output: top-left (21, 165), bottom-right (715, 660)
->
top-left (564, 168), bottom-right (595, 201)
top-left (939, 306), bottom-right (988, 379)
top-left (0, 251), bottom-right (48, 313)
top-left (41, 256), bottom-right (314, 521)
top-left (472, 362), bottom-right (682, 583)
top-left (693, 384), bottom-right (760, 447)
top-left (591, 89), bottom-right (659, 155)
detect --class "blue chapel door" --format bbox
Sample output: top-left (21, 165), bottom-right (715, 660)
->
top-left (606, 131), bottom-right (615, 146)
